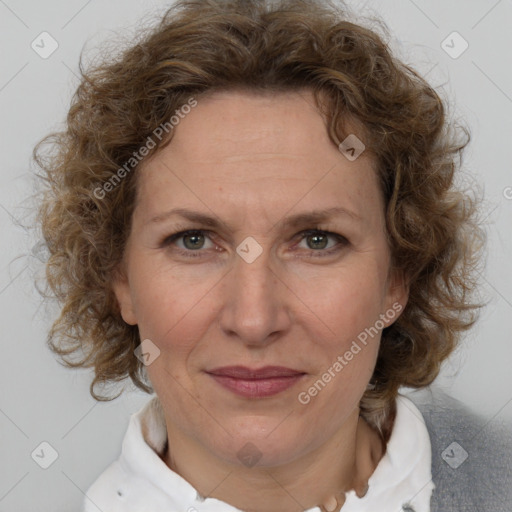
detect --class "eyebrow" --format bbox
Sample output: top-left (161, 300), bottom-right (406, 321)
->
top-left (146, 206), bottom-right (361, 232)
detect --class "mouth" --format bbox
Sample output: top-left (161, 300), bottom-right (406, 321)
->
top-left (205, 366), bottom-right (306, 398)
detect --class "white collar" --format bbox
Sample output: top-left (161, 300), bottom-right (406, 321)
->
top-left (119, 393), bottom-right (434, 512)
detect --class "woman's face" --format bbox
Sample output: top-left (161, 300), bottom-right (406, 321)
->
top-left (113, 89), bottom-right (407, 467)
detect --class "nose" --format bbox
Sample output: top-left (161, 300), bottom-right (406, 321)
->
top-left (217, 243), bottom-right (292, 347)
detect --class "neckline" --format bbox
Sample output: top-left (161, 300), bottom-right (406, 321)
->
top-left (120, 393), bottom-right (433, 512)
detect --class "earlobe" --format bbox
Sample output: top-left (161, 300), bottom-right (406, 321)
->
top-left (111, 266), bottom-right (138, 326)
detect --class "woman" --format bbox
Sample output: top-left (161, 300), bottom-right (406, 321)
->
top-left (34, 0), bottom-right (511, 511)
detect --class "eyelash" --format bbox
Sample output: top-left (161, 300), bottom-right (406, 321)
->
top-left (161, 227), bottom-right (349, 259)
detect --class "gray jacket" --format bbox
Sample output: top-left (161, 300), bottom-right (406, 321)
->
top-left (408, 388), bottom-right (512, 511)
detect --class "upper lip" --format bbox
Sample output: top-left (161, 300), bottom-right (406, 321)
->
top-left (206, 366), bottom-right (305, 379)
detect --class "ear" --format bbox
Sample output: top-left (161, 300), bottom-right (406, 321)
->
top-left (382, 267), bottom-right (409, 327)
top-left (111, 263), bottom-right (138, 326)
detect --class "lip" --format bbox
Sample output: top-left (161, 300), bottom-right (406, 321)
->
top-left (206, 366), bottom-right (306, 398)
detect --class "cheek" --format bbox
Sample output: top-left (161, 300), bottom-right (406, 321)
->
top-left (291, 261), bottom-right (386, 402)
top-left (294, 269), bottom-right (383, 418)
top-left (299, 263), bottom-right (388, 344)
top-left (129, 261), bottom-right (212, 341)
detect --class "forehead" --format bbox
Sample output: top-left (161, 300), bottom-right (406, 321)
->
top-left (135, 89), bottom-right (382, 228)
top-left (158, 88), bottom-right (365, 165)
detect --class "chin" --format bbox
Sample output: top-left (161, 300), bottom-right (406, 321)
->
top-left (206, 418), bottom-right (311, 468)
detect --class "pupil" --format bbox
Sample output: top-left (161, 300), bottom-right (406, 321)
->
top-left (184, 233), bottom-right (204, 249)
top-left (309, 233), bottom-right (327, 250)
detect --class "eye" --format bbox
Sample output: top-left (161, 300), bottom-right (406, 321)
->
top-left (293, 229), bottom-right (349, 257)
top-left (161, 230), bottom-right (217, 258)
top-left (161, 228), bottom-right (349, 259)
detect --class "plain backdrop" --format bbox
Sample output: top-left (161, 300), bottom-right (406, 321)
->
top-left (1, 0), bottom-right (511, 510)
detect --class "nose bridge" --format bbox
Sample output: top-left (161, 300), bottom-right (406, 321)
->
top-left (235, 243), bottom-right (273, 299)
top-left (218, 241), bottom-right (287, 343)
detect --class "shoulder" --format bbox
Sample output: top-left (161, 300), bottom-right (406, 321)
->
top-left (406, 387), bottom-right (512, 512)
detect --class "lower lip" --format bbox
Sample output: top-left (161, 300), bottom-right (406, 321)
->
top-left (208, 374), bottom-right (305, 398)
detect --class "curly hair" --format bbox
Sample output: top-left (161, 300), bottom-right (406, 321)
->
top-left (34, 0), bottom-right (484, 438)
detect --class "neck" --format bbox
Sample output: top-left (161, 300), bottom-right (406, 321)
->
top-left (162, 410), bottom-right (385, 512)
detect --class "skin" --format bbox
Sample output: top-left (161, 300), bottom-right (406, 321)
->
top-left (113, 89), bottom-right (408, 512)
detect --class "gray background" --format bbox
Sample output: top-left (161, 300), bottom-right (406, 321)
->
top-left (1, 0), bottom-right (511, 510)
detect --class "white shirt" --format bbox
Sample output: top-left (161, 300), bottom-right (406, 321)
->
top-left (83, 394), bottom-right (434, 512)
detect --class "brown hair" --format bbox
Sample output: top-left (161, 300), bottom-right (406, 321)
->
top-left (34, 0), bottom-right (484, 438)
